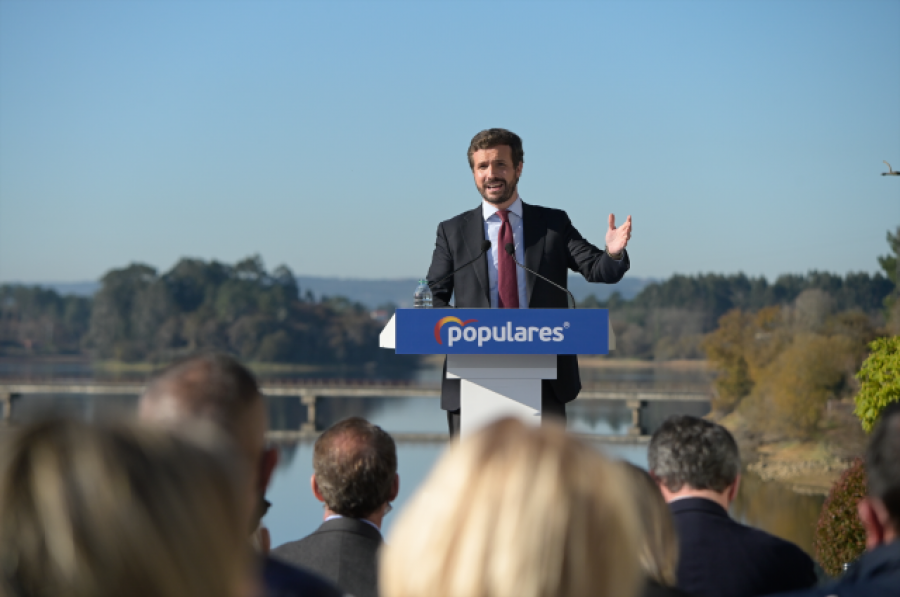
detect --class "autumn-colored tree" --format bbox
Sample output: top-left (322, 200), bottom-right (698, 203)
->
top-left (765, 334), bottom-right (855, 436)
top-left (814, 459), bottom-right (867, 577)
top-left (702, 309), bottom-right (754, 411)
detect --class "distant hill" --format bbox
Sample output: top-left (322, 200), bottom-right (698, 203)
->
top-left (14, 281), bottom-right (100, 297)
top-left (297, 275), bottom-right (656, 309)
top-left (24, 276), bottom-right (656, 310)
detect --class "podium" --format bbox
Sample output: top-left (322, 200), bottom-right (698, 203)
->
top-left (380, 309), bottom-right (614, 436)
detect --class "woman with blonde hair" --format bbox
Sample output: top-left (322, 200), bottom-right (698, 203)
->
top-left (619, 461), bottom-right (692, 597)
top-left (380, 418), bottom-right (642, 597)
top-left (0, 417), bottom-right (255, 597)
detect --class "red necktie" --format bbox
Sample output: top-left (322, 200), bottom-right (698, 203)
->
top-left (497, 210), bottom-right (519, 309)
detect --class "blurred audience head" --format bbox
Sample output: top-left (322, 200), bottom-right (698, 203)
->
top-left (138, 352), bottom-right (277, 526)
top-left (312, 417), bottom-right (398, 525)
top-left (648, 415), bottom-right (741, 505)
top-left (0, 418), bottom-right (252, 597)
top-left (859, 402), bottom-right (900, 549)
top-left (380, 418), bottom-right (640, 597)
top-left (619, 461), bottom-right (679, 588)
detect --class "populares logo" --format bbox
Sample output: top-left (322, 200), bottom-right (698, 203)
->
top-left (434, 317), bottom-right (567, 347)
top-left (434, 316), bottom-right (478, 344)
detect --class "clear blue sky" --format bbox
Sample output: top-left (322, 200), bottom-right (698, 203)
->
top-left (1, 0), bottom-right (898, 284)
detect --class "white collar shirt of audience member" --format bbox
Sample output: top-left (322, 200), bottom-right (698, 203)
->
top-left (324, 514), bottom-right (381, 534)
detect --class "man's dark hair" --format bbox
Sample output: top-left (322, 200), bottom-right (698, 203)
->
top-left (143, 352), bottom-right (261, 439)
top-left (866, 402), bottom-right (900, 524)
top-left (648, 415), bottom-right (740, 493)
top-left (467, 128), bottom-right (524, 170)
top-left (313, 417), bottom-right (397, 519)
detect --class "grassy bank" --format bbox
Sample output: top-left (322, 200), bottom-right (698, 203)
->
top-left (717, 401), bottom-right (867, 495)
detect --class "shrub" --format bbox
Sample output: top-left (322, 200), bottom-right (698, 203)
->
top-left (854, 336), bottom-right (900, 432)
top-left (814, 459), bottom-right (867, 578)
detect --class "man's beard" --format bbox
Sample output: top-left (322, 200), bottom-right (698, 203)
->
top-left (479, 175), bottom-right (519, 205)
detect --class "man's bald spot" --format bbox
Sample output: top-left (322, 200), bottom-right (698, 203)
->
top-left (139, 354), bottom-right (266, 462)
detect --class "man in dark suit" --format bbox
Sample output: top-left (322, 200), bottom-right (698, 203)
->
top-left (767, 403), bottom-right (900, 597)
top-left (138, 353), bottom-right (343, 597)
top-left (273, 417), bottom-right (399, 597)
top-left (426, 128), bottom-right (633, 434)
top-left (648, 415), bottom-right (817, 597)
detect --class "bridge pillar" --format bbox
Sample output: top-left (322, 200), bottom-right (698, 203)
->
top-left (0, 389), bottom-right (15, 424)
top-left (299, 393), bottom-right (317, 434)
top-left (626, 399), bottom-right (644, 436)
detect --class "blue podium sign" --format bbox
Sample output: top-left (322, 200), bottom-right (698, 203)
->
top-left (393, 308), bottom-right (609, 355)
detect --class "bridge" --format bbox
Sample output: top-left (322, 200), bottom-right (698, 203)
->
top-left (0, 378), bottom-right (711, 441)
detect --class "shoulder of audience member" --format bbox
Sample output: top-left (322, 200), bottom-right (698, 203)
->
top-left (270, 538), bottom-right (312, 559)
top-left (262, 555), bottom-right (345, 597)
top-left (642, 579), bottom-right (697, 597)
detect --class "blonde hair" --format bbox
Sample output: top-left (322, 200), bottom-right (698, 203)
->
top-left (380, 419), bottom-right (641, 597)
top-left (618, 461), bottom-right (680, 587)
top-left (0, 418), bottom-right (251, 597)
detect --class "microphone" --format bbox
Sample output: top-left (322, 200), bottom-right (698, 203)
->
top-left (428, 240), bottom-right (492, 290)
top-left (505, 243), bottom-right (577, 309)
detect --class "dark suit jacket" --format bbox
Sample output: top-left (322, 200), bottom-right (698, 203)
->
top-left (671, 498), bottom-right (817, 597)
top-left (272, 517), bottom-right (382, 597)
top-left (642, 579), bottom-right (695, 597)
top-left (262, 555), bottom-right (344, 597)
top-left (425, 201), bottom-right (630, 411)
top-left (764, 540), bottom-right (900, 597)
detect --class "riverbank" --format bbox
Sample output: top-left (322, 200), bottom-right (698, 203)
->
top-left (717, 400), bottom-right (867, 495)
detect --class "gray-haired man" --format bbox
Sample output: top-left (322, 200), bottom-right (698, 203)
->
top-left (648, 415), bottom-right (816, 597)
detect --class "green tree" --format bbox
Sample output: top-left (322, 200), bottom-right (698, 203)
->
top-left (877, 226), bottom-right (899, 286)
top-left (854, 336), bottom-right (900, 432)
top-left (86, 264), bottom-right (158, 360)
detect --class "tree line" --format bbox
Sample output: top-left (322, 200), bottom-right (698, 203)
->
top-left (0, 256), bottom-right (400, 369)
top-left (580, 229), bottom-right (897, 361)
top-left (695, 228), bottom-right (899, 437)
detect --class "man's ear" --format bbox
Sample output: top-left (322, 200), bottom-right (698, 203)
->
top-left (259, 446), bottom-right (279, 491)
top-left (858, 497), bottom-right (888, 550)
top-left (311, 474), bottom-right (326, 503)
top-left (516, 160), bottom-right (524, 178)
top-left (389, 474), bottom-right (400, 502)
top-left (725, 474), bottom-right (742, 505)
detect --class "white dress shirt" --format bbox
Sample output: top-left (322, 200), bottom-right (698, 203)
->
top-left (482, 197), bottom-right (528, 309)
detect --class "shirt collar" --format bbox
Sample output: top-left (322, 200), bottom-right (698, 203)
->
top-left (482, 196), bottom-right (523, 221)
top-left (324, 513), bottom-right (381, 533)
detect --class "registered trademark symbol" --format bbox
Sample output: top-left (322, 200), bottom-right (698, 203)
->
top-left (563, 322), bottom-right (570, 329)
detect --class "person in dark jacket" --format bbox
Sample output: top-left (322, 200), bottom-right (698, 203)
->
top-left (273, 417), bottom-right (399, 597)
top-left (766, 403), bottom-right (900, 597)
top-left (619, 462), bottom-right (695, 597)
top-left (648, 415), bottom-right (816, 597)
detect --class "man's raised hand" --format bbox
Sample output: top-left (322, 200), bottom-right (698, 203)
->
top-left (605, 214), bottom-right (632, 256)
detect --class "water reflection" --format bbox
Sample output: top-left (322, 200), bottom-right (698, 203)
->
top-left (6, 382), bottom-right (824, 561)
top-left (731, 471), bottom-right (824, 555)
top-left (266, 438), bottom-right (652, 550)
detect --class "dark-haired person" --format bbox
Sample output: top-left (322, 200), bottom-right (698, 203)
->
top-left (648, 415), bottom-right (816, 597)
top-left (427, 128), bottom-right (633, 434)
top-left (273, 417), bottom-right (399, 597)
top-left (138, 353), bottom-right (343, 597)
top-left (767, 403), bottom-right (900, 597)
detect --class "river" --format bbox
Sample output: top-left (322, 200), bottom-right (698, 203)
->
top-left (0, 357), bottom-right (824, 558)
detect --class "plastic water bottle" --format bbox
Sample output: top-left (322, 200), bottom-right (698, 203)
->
top-left (414, 280), bottom-right (433, 308)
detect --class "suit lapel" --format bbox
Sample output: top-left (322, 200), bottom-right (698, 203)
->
top-left (522, 202), bottom-right (545, 307)
top-left (462, 205), bottom-right (490, 306)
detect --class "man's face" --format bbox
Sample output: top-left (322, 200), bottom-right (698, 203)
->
top-left (472, 145), bottom-right (523, 207)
